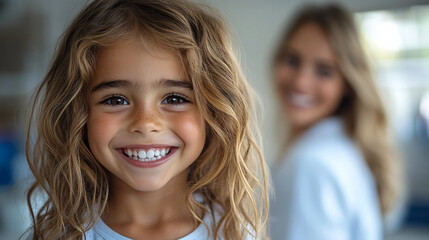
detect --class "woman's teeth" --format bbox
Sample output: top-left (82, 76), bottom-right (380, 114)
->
top-left (123, 148), bottom-right (171, 162)
top-left (289, 93), bottom-right (315, 108)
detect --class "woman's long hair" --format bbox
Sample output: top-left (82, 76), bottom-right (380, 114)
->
top-left (273, 3), bottom-right (401, 216)
top-left (25, 0), bottom-right (269, 239)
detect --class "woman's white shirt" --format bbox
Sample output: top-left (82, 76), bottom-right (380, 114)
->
top-left (269, 117), bottom-right (382, 240)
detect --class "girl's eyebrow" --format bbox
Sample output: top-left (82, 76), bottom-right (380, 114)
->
top-left (90, 79), bottom-right (193, 93)
top-left (155, 79), bottom-right (193, 90)
top-left (91, 80), bottom-right (133, 93)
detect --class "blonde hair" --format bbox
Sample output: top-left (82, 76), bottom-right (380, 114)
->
top-left (25, 0), bottom-right (269, 239)
top-left (274, 3), bottom-right (401, 216)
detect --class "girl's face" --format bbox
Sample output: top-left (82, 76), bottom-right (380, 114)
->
top-left (87, 39), bottom-right (206, 192)
top-left (275, 23), bottom-right (346, 131)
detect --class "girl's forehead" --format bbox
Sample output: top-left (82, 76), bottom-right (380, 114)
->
top-left (96, 35), bottom-right (183, 67)
top-left (90, 38), bottom-right (189, 87)
top-left (101, 34), bottom-right (171, 55)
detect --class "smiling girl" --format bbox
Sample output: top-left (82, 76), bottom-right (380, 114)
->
top-left (24, 0), bottom-right (269, 239)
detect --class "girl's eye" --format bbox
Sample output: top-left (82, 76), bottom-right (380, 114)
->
top-left (162, 94), bottom-right (190, 105)
top-left (101, 95), bottom-right (129, 105)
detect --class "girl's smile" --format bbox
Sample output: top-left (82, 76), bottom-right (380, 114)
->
top-left (87, 38), bottom-right (206, 192)
top-left (117, 145), bottom-right (177, 168)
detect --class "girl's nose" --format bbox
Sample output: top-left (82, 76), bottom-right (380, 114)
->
top-left (128, 106), bottom-right (163, 135)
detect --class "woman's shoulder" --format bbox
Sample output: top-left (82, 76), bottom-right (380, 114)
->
top-left (284, 118), bottom-right (375, 193)
top-left (290, 118), bottom-right (361, 166)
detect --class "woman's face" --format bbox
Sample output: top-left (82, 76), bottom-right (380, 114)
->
top-left (275, 23), bottom-right (346, 131)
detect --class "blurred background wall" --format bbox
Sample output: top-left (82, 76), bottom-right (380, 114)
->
top-left (0, 0), bottom-right (428, 239)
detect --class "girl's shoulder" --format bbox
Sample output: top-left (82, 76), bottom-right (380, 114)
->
top-left (84, 217), bottom-right (129, 240)
top-left (178, 199), bottom-right (223, 240)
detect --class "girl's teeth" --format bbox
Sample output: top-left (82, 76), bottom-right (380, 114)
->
top-left (147, 149), bottom-right (155, 158)
top-left (138, 150), bottom-right (146, 159)
top-left (124, 147), bottom-right (172, 161)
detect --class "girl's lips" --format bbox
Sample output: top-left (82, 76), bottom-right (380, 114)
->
top-left (117, 147), bottom-right (178, 168)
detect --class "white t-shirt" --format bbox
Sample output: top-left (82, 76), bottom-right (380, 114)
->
top-left (269, 117), bottom-right (382, 240)
top-left (84, 210), bottom-right (215, 240)
top-left (85, 195), bottom-right (221, 240)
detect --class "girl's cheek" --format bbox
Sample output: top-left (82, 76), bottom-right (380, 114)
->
top-left (169, 110), bottom-right (206, 145)
top-left (87, 112), bottom-right (119, 149)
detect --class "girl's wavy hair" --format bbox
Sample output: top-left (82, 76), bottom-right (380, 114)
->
top-left (25, 0), bottom-right (269, 239)
top-left (273, 3), bottom-right (401, 216)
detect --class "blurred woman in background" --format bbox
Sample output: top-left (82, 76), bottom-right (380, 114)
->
top-left (269, 3), bottom-right (402, 240)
